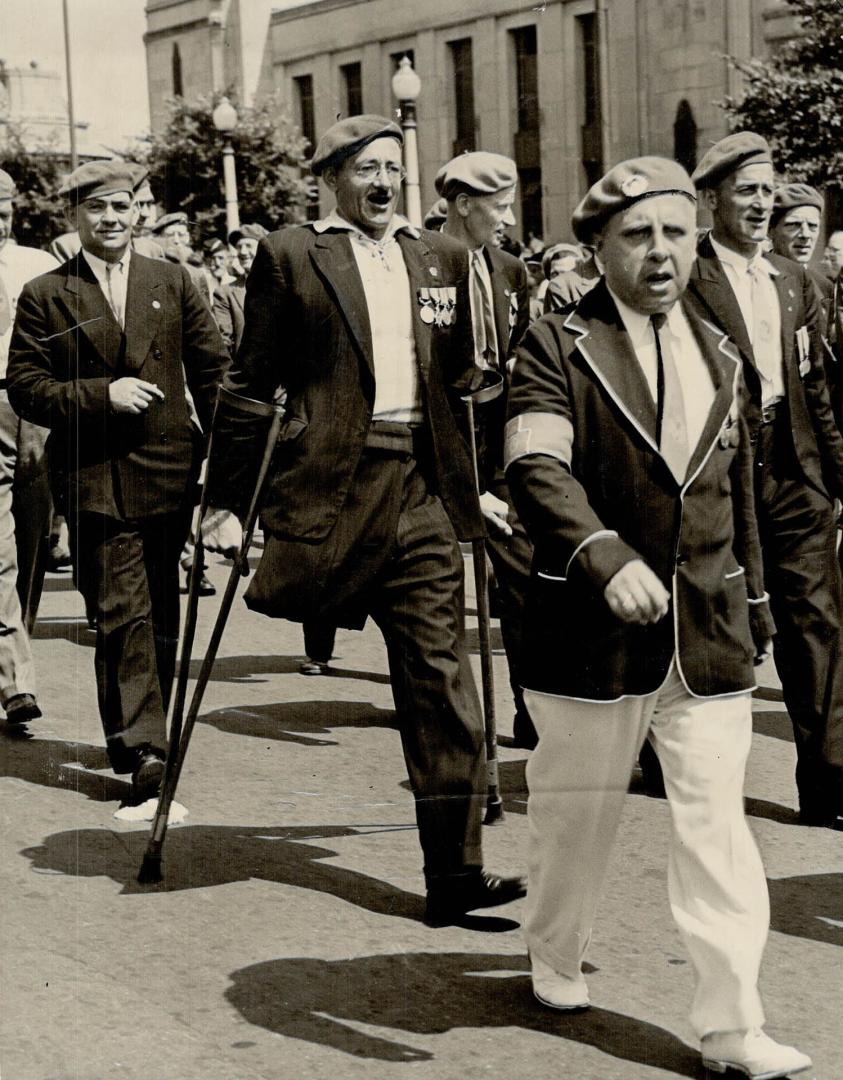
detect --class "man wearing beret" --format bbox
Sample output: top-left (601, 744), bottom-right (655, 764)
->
top-left (769, 183), bottom-right (830, 300)
top-left (688, 132), bottom-right (843, 828)
top-left (7, 161), bottom-right (227, 802)
top-left (505, 155), bottom-right (811, 1079)
top-left (0, 169), bottom-right (57, 727)
top-left (437, 150), bottom-right (536, 748)
top-left (201, 115), bottom-right (525, 925)
top-left (228, 223), bottom-right (268, 284)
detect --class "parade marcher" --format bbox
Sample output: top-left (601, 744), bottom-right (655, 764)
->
top-left (821, 229), bottom-right (843, 281)
top-left (437, 151), bottom-right (536, 748)
top-left (769, 183), bottom-right (829, 300)
top-left (200, 115), bottom-right (525, 924)
top-left (506, 155), bottom-right (812, 1080)
top-left (0, 169), bottom-right (57, 725)
top-left (7, 161), bottom-right (227, 801)
top-left (688, 132), bottom-right (843, 828)
top-left (228, 223), bottom-right (268, 296)
top-left (152, 211), bottom-right (212, 306)
top-left (540, 242), bottom-right (597, 315)
top-left (422, 197), bottom-right (448, 231)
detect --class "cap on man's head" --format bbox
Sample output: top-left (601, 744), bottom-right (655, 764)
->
top-left (572, 157), bottom-right (696, 244)
top-left (0, 169), bottom-right (17, 202)
top-left (771, 182), bottom-right (823, 225)
top-left (542, 243), bottom-right (584, 279)
top-left (151, 211), bottom-right (189, 235)
top-left (691, 132), bottom-right (772, 190)
top-left (229, 222), bottom-right (269, 246)
top-left (434, 152), bottom-right (518, 201)
top-left (126, 162), bottom-right (151, 193)
top-left (310, 115), bottom-right (403, 176)
top-left (206, 238), bottom-right (226, 254)
top-left (57, 160), bottom-right (136, 202)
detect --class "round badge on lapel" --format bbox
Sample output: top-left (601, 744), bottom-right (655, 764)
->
top-left (152, 300), bottom-right (161, 310)
top-left (429, 267), bottom-right (439, 277)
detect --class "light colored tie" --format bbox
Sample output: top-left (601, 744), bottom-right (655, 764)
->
top-left (746, 260), bottom-right (777, 384)
top-left (105, 263), bottom-right (124, 328)
top-left (471, 250), bottom-right (497, 369)
top-left (651, 313), bottom-right (689, 484)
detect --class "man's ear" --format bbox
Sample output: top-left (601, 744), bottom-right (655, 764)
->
top-left (455, 192), bottom-right (471, 220)
top-left (322, 167), bottom-right (337, 193)
top-left (64, 203), bottom-right (78, 230)
top-left (702, 188), bottom-right (718, 214)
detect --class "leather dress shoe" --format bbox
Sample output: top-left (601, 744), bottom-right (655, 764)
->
top-left (531, 955), bottom-right (589, 1010)
top-left (4, 693), bottom-right (42, 725)
top-left (131, 751), bottom-right (165, 802)
top-left (300, 659), bottom-right (329, 676)
top-left (511, 710), bottom-right (538, 750)
top-left (701, 1028), bottom-right (812, 1079)
top-left (424, 870), bottom-right (526, 927)
top-left (181, 569), bottom-right (216, 596)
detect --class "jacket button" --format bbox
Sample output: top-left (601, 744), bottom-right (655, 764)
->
top-left (676, 554), bottom-right (688, 566)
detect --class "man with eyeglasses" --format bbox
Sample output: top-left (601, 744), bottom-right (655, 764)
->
top-left (201, 114), bottom-right (525, 926)
top-left (7, 161), bottom-right (227, 804)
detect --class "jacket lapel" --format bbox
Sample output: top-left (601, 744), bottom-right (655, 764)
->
top-left (397, 230), bottom-right (441, 383)
top-left (59, 254), bottom-right (123, 371)
top-left (688, 235), bottom-right (755, 369)
top-left (681, 302), bottom-right (738, 487)
top-left (485, 246), bottom-right (513, 360)
top-left (310, 231), bottom-right (373, 375)
top-left (769, 254), bottom-right (799, 367)
top-left (123, 255), bottom-right (164, 372)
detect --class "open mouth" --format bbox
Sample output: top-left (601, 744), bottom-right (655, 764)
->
top-left (366, 192), bottom-right (393, 212)
top-left (646, 270), bottom-right (673, 288)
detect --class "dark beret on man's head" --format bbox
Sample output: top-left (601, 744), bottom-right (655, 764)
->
top-left (691, 132), bottom-right (773, 191)
top-left (310, 115), bottom-right (403, 176)
top-left (434, 152), bottom-right (518, 201)
top-left (572, 157), bottom-right (696, 243)
top-left (771, 182), bottom-right (824, 225)
top-left (57, 161), bottom-right (136, 202)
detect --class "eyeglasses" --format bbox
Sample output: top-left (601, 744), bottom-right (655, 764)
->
top-left (353, 162), bottom-right (406, 183)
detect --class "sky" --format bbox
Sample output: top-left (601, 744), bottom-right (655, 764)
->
top-left (0, 0), bottom-right (150, 149)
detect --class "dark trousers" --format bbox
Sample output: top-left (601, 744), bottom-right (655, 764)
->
top-left (303, 618), bottom-right (337, 663)
top-left (755, 418), bottom-right (843, 812)
top-left (254, 432), bottom-right (486, 879)
top-left (69, 509), bottom-right (191, 773)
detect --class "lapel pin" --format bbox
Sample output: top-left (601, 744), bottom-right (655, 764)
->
top-left (429, 267), bottom-right (439, 277)
top-left (152, 300), bottom-right (161, 310)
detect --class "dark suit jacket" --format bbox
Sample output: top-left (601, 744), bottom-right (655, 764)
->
top-left (505, 279), bottom-right (772, 701)
top-left (688, 235), bottom-right (843, 499)
top-left (206, 222), bottom-right (483, 542)
top-left (7, 252), bottom-right (227, 520)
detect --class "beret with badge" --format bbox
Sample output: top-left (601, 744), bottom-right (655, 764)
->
top-left (229, 222), bottom-right (269, 246)
top-left (434, 151), bottom-right (518, 201)
top-left (0, 169), bottom-right (18, 202)
top-left (310, 115), bottom-right (403, 177)
top-left (572, 156), bottom-right (696, 244)
top-left (57, 160), bottom-right (136, 202)
top-left (691, 131), bottom-right (773, 190)
top-left (151, 211), bottom-right (189, 235)
top-left (771, 182), bottom-right (824, 226)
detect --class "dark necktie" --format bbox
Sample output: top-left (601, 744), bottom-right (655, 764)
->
top-left (651, 313), bottom-right (689, 483)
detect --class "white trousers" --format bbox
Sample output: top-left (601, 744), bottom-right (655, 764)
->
top-left (524, 664), bottom-right (769, 1037)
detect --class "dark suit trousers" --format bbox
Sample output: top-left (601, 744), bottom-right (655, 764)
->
top-left (69, 510), bottom-right (191, 773)
top-left (755, 417), bottom-right (843, 807)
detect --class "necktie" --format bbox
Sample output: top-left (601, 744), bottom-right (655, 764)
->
top-left (0, 273), bottom-right (11, 336)
top-left (651, 313), bottom-right (689, 484)
top-left (105, 263), bottom-right (124, 328)
top-left (471, 250), bottom-right (497, 369)
top-left (746, 260), bottom-right (777, 384)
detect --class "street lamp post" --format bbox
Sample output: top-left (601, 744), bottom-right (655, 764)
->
top-left (212, 96), bottom-right (240, 235)
top-left (391, 56), bottom-right (422, 228)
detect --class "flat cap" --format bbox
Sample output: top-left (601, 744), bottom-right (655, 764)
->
top-left (542, 243), bottom-right (584, 279)
top-left (435, 152), bottom-right (518, 201)
top-left (572, 156), bottom-right (696, 243)
top-left (206, 238), bottom-right (226, 254)
top-left (229, 222), bottom-right (268, 246)
top-left (151, 211), bottom-right (189, 234)
top-left (423, 197), bottom-right (448, 230)
top-left (771, 182), bottom-right (824, 224)
top-left (311, 114), bottom-right (402, 176)
top-left (57, 160), bottom-right (135, 201)
top-left (691, 131), bottom-right (772, 190)
top-left (0, 169), bottom-right (17, 201)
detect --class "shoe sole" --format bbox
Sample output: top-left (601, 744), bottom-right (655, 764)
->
top-left (5, 705), bottom-right (42, 725)
top-left (533, 987), bottom-right (590, 1011)
top-left (701, 1058), bottom-right (812, 1079)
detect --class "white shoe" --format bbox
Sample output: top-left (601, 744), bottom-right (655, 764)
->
top-left (531, 955), bottom-right (589, 1010)
top-left (701, 1028), bottom-right (812, 1079)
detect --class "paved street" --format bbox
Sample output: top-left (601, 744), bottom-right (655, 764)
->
top-left (1, 546), bottom-right (840, 1080)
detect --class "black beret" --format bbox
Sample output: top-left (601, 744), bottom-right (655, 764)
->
top-left (691, 132), bottom-right (772, 190)
top-left (573, 157), bottom-right (696, 243)
top-left (311, 115), bottom-right (403, 176)
top-left (771, 182), bottom-right (823, 225)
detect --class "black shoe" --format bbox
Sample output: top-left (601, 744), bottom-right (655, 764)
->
top-left (798, 804), bottom-right (843, 830)
top-left (131, 751), bottom-right (165, 802)
top-left (46, 545), bottom-right (72, 573)
top-left (511, 710), bottom-right (538, 750)
top-left (4, 693), bottom-right (42, 726)
top-left (424, 870), bottom-right (527, 927)
top-left (182, 569), bottom-right (216, 596)
top-left (299, 658), bottom-right (329, 676)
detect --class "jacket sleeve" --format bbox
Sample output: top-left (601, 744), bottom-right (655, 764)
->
top-left (7, 282), bottom-right (112, 428)
top-left (180, 267), bottom-right (229, 435)
top-left (509, 259), bottom-right (531, 357)
top-left (504, 317), bottom-right (641, 591)
top-left (798, 268), bottom-right (843, 497)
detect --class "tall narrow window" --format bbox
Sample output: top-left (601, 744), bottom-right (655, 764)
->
top-left (294, 74), bottom-right (318, 220)
top-left (511, 26), bottom-right (543, 240)
top-left (449, 39), bottom-right (476, 156)
top-left (341, 62), bottom-right (363, 117)
top-left (172, 43), bottom-right (183, 97)
top-left (577, 13), bottom-right (602, 188)
top-left (673, 99), bottom-right (698, 175)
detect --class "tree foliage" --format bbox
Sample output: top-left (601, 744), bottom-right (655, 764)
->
top-left (140, 93), bottom-right (313, 247)
top-left (722, 0), bottom-right (843, 190)
top-left (0, 124), bottom-right (68, 249)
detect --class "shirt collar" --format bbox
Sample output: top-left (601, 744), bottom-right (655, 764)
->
top-left (81, 245), bottom-right (131, 278)
top-left (311, 208), bottom-right (419, 243)
top-left (608, 285), bottom-right (688, 349)
top-left (710, 235), bottom-right (779, 278)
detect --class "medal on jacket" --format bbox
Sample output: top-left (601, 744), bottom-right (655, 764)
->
top-left (796, 325), bottom-right (811, 377)
top-left (719, 402), bottom-right (740, 449)
top-left (508, 291), bottom-right (519, 330)
top-left (418, 286), bottom-right (456, 326)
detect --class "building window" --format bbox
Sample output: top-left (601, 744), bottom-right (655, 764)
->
top-left (172, 43), bottom-right (183, 97)
top-left (576, 13), bottom-right (602, 188)
top-left (341, 62), bottom-right (363, 117)
top-left (294, 74), bottom-right (318, 220)
top-left (673, 99), bottom-right (698, 175)
top-left (449, 39), bottom-right (476, 156)
top-left (511, 25), bottom-right (543, 241)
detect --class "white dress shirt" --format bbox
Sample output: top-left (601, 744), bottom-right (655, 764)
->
top-left (313, 210), bottom-right (421, 422)
top-left (0, 243), bottom-right (58, 378)
top-left (609, 288), bottom-right (715, 454)
top-left (710, 236), bottom-right (784, 405)
top-left (82, 246), bottom-right (131, 328)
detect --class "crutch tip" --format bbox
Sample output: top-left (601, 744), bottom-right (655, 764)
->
top-left (137, 852), bottom-right (163, 885)
top-left (483, 799), bottom-right (505, 826)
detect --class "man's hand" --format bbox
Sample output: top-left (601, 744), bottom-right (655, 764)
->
top-left (604, 559), bottom-right (671, 625)
top-left (754, 638), bottom-right (773, 666)
top-left (479, 490), bottom-right (513, 537)
top-left (200, 507), bottom-right (243, 559)
top-left (109, 378), bottom-right (165, 414)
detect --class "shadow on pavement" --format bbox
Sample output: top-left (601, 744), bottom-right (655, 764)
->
top-left (186, 653), bottom-right (391, 686)
top-left (40, 575), bottom-right (77, 592)
top-left (743, 797), bottom-right (800, 826)
top-left (199, 699), bottom-right (397, 745)
top-left (30, 617), bottom-right (95, 648)
top-left (0, 734), bottom-right (127, 802)
top-left (224, 951), bottom-right (703, 1074)
top-left (769, 873), bottom-right (843, 947)
top-left (751, 710), bottom-right (794, 743)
